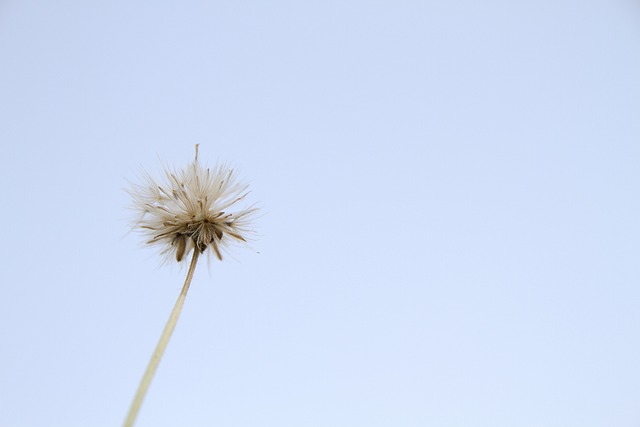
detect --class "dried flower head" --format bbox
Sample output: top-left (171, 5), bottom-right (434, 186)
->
top-left (128, 145), bottom-right (257, 262)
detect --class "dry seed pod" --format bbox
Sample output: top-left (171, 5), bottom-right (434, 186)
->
top-left (128, 145), bottom-right (257, 263)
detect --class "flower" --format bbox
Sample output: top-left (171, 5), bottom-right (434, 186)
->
top-left (128, 145), bottom-right (257, 262)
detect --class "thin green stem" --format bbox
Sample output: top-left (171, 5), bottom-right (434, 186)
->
top-left (123, 249), bottom-right (200, 427)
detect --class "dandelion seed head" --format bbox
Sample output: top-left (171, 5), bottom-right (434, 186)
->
top-left (128, 145), bottom-right (257, 263)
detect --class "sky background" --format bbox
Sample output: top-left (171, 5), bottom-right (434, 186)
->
top-left (1, 1), bottom-right (640, 426)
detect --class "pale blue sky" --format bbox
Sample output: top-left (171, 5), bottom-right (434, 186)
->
top-left (1, 1), bottom-right (640, 426)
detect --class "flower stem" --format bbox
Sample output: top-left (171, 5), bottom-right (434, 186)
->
top-left (123, 249), bottom-right (200, 427)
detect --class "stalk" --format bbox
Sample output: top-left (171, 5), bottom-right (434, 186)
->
top-left (123, 249), bottom-right (200, 427)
